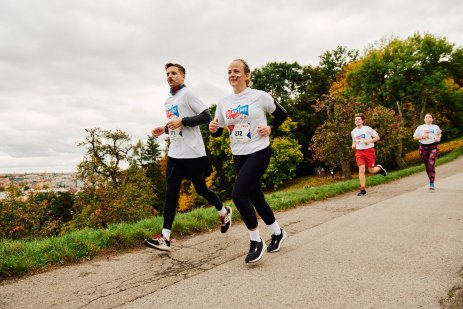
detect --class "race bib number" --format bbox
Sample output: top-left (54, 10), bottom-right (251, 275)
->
top-left (230, 123), bottom-right (251, 144)
top-left (169, 127), bottom-right (183, 140)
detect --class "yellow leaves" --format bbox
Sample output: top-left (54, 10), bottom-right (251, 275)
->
top-left (444, 77), bottom-right (460, 91)
top-left (177, 192), bottom-right (196, 213)
top-left (403, 139), bottom-right (463, 165)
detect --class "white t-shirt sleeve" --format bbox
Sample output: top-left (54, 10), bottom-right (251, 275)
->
top-left (214, 103), bottom-right (225, 128)
top-left (413, 126), bottom-right (421, 138)
top-left (368, 127), bottom-right (379, 137)
top-left (262, 92), bottom-right (276, 114)
top-left (186, 91), bottom-right (208, 114)
top-left (436, 125), bottom-right (442, 135)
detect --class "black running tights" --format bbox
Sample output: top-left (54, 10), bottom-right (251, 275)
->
top-left (163, 160), bottom-right (222, 230)
top-left (232, 146), bottom-right (276, 230)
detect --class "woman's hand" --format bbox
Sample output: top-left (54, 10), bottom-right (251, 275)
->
top-left (209, 118), bottom-right (219, 133)
top-left (257, 125), bottom-right (271, 137)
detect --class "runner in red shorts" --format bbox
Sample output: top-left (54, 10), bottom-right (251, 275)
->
top-left (351, 113), bottom-right (387, 196)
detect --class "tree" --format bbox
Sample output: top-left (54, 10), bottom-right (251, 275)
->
top-left (344, 33), bottom-right (463, 167)
top-left (138, 135), bottom-right (165, 213)
top-left (262, 119), bottom-right (304, 188)
top-left (77, 128), bottom-right (132, 187)
top-left (319, 46), bottom-right (359, 83)
top-left (252, 62), bottom-right (330, 175)
top-left (65, 128), bottom-right (155, 231)
top-left (311, 95), bottom-right (361, 179)
top-left (207, 118), bottom-right (303, 190)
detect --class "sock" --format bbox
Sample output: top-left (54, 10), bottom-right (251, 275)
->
top-left (267, 221), bottom-right (281, 235)
top-left (219, 206), bottom-right (228, 217)
top-left (162, 228), bottom-right (171, 241)
top-left (360, 186), bottom-right (366, 191)
top-left (249, 229), bottom-right (261, 242)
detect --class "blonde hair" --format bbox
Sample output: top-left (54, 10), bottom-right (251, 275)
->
top-left (233, 59), bottom-right (252, 87)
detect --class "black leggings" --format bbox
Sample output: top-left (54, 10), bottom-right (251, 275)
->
top-left (232, 146), bottom-right (276, 230)
top-left (163, 157), bottom-right (222, 230)
top-left (419, 144), bottom-right (439, 183)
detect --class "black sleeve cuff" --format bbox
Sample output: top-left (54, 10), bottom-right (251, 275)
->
top-left (211, 127), bottom-right (224, 137)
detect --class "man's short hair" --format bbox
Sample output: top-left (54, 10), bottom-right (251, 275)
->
top-left (355, 113), bottom-right (365, 121)
top-left (165, 63), bottom-right (186, 75)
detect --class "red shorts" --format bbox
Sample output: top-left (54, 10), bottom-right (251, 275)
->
top-left (355, 148), bottom-right (376, 168)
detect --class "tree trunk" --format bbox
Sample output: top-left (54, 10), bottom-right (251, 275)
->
top-left (394, 100), bottom-right (408, 169)
top-left (394, 141), bottom-right (407, 169)
top-left (337, 144), bottom-right (352, 179)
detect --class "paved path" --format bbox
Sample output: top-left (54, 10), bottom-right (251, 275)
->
top-left (1, 157), bottom-right (463, 308)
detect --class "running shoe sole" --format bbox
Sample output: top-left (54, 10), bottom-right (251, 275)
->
top-left (268, 229), bottom-right (288, 253)
top-left (144, 239), bottom-right (171, 251)
top-left (246, 241), bottom-right (267, 263)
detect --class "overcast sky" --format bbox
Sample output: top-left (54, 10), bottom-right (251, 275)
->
top-left (0, 0), bottom-right (462, 173)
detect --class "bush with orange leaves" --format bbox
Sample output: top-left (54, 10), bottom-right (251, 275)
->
top-left (403, 138), bottom-right (463, 165)
top-left (177, 168), bottom-right (221, 213)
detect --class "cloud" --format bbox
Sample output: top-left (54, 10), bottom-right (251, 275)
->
top-left (0, 0), bottom-right (462, 173)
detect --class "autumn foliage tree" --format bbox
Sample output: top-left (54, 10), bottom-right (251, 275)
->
top-left (345, 33), bottom-right (463, 166)
top-left (63, 128), bottom-right (154, 231)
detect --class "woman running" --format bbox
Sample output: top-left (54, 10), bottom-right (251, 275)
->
top-left (209, 59), bottom-right (287, 263)
top-left (413, 113), bottom-right (442, 190)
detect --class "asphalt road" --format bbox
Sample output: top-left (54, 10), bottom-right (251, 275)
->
top-left (1, 157), bottom-right (463, 308)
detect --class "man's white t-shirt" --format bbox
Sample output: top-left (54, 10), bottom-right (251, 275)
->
top-left (215, 88), bottom-right (276, 155)
top-left (164, 87), bottom-right (207, 159)
top-left (413, 124), bottom-right (441, 145)
top-left (351, 125), bottom-right (378, 150)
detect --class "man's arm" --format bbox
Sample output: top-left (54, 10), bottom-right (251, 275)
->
top-left (181, 109), bottom-right (212, 127)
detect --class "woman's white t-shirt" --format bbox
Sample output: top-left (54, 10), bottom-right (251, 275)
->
top-left (164, 87), bottom-right (207, 158)
top-left (413, 124), bottom-right (441, 145)
top-left (214, 88), bottom-right (276, 155)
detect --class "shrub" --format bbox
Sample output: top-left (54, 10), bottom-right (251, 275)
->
top-left (403, 138), bottom-right (463, 165)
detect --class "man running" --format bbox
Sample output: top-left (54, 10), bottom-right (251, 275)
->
top-left (351, 113), bottom-right (387, 196)
top-left (144, 63), bottom-right (232, 251)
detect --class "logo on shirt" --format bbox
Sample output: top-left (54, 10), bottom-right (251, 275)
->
top-left (356, 134), bottom-right (366, 140)
top-left (226, 105), bottom-right (249, 119)
top-left (424, 129), bottom-right (435, 134)
top-left (166, 105), bottom-right (179, 119)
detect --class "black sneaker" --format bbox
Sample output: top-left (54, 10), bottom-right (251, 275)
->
top-left (245, 239), bottom-right (267, 263)
top-left (220, 207), bottom-right (232, 233)
top-left (144, 234), bottom-right (171, 251)
top-left (267, 229), bottom-right (288, 253)
top-left (377, 164), bottom-right (387, 176)
top-left (357, 190), bottom-right (367, 196)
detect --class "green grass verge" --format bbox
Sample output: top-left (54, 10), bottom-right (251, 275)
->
top-left (1, 147), bottom-right (462, 279)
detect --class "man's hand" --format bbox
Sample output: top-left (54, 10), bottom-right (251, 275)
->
top-left (167, 118), bottom-right (183, 130)
top-left (152, 127), bottom-right (165, 137)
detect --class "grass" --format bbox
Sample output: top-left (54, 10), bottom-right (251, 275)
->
top-left (1, 147), bottom-right (463, 279)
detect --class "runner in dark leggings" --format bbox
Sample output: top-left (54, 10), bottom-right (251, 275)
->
top-left (209, 59), bottom-right (287, 263)
top-left (144, 63), bottom-right (232, 252)
top-left (232, 147), bottom-right (274, 231)
top-left (413, 113), bottom-right (442, 190)
top-left (162, 157), bottom-right (223, 232)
